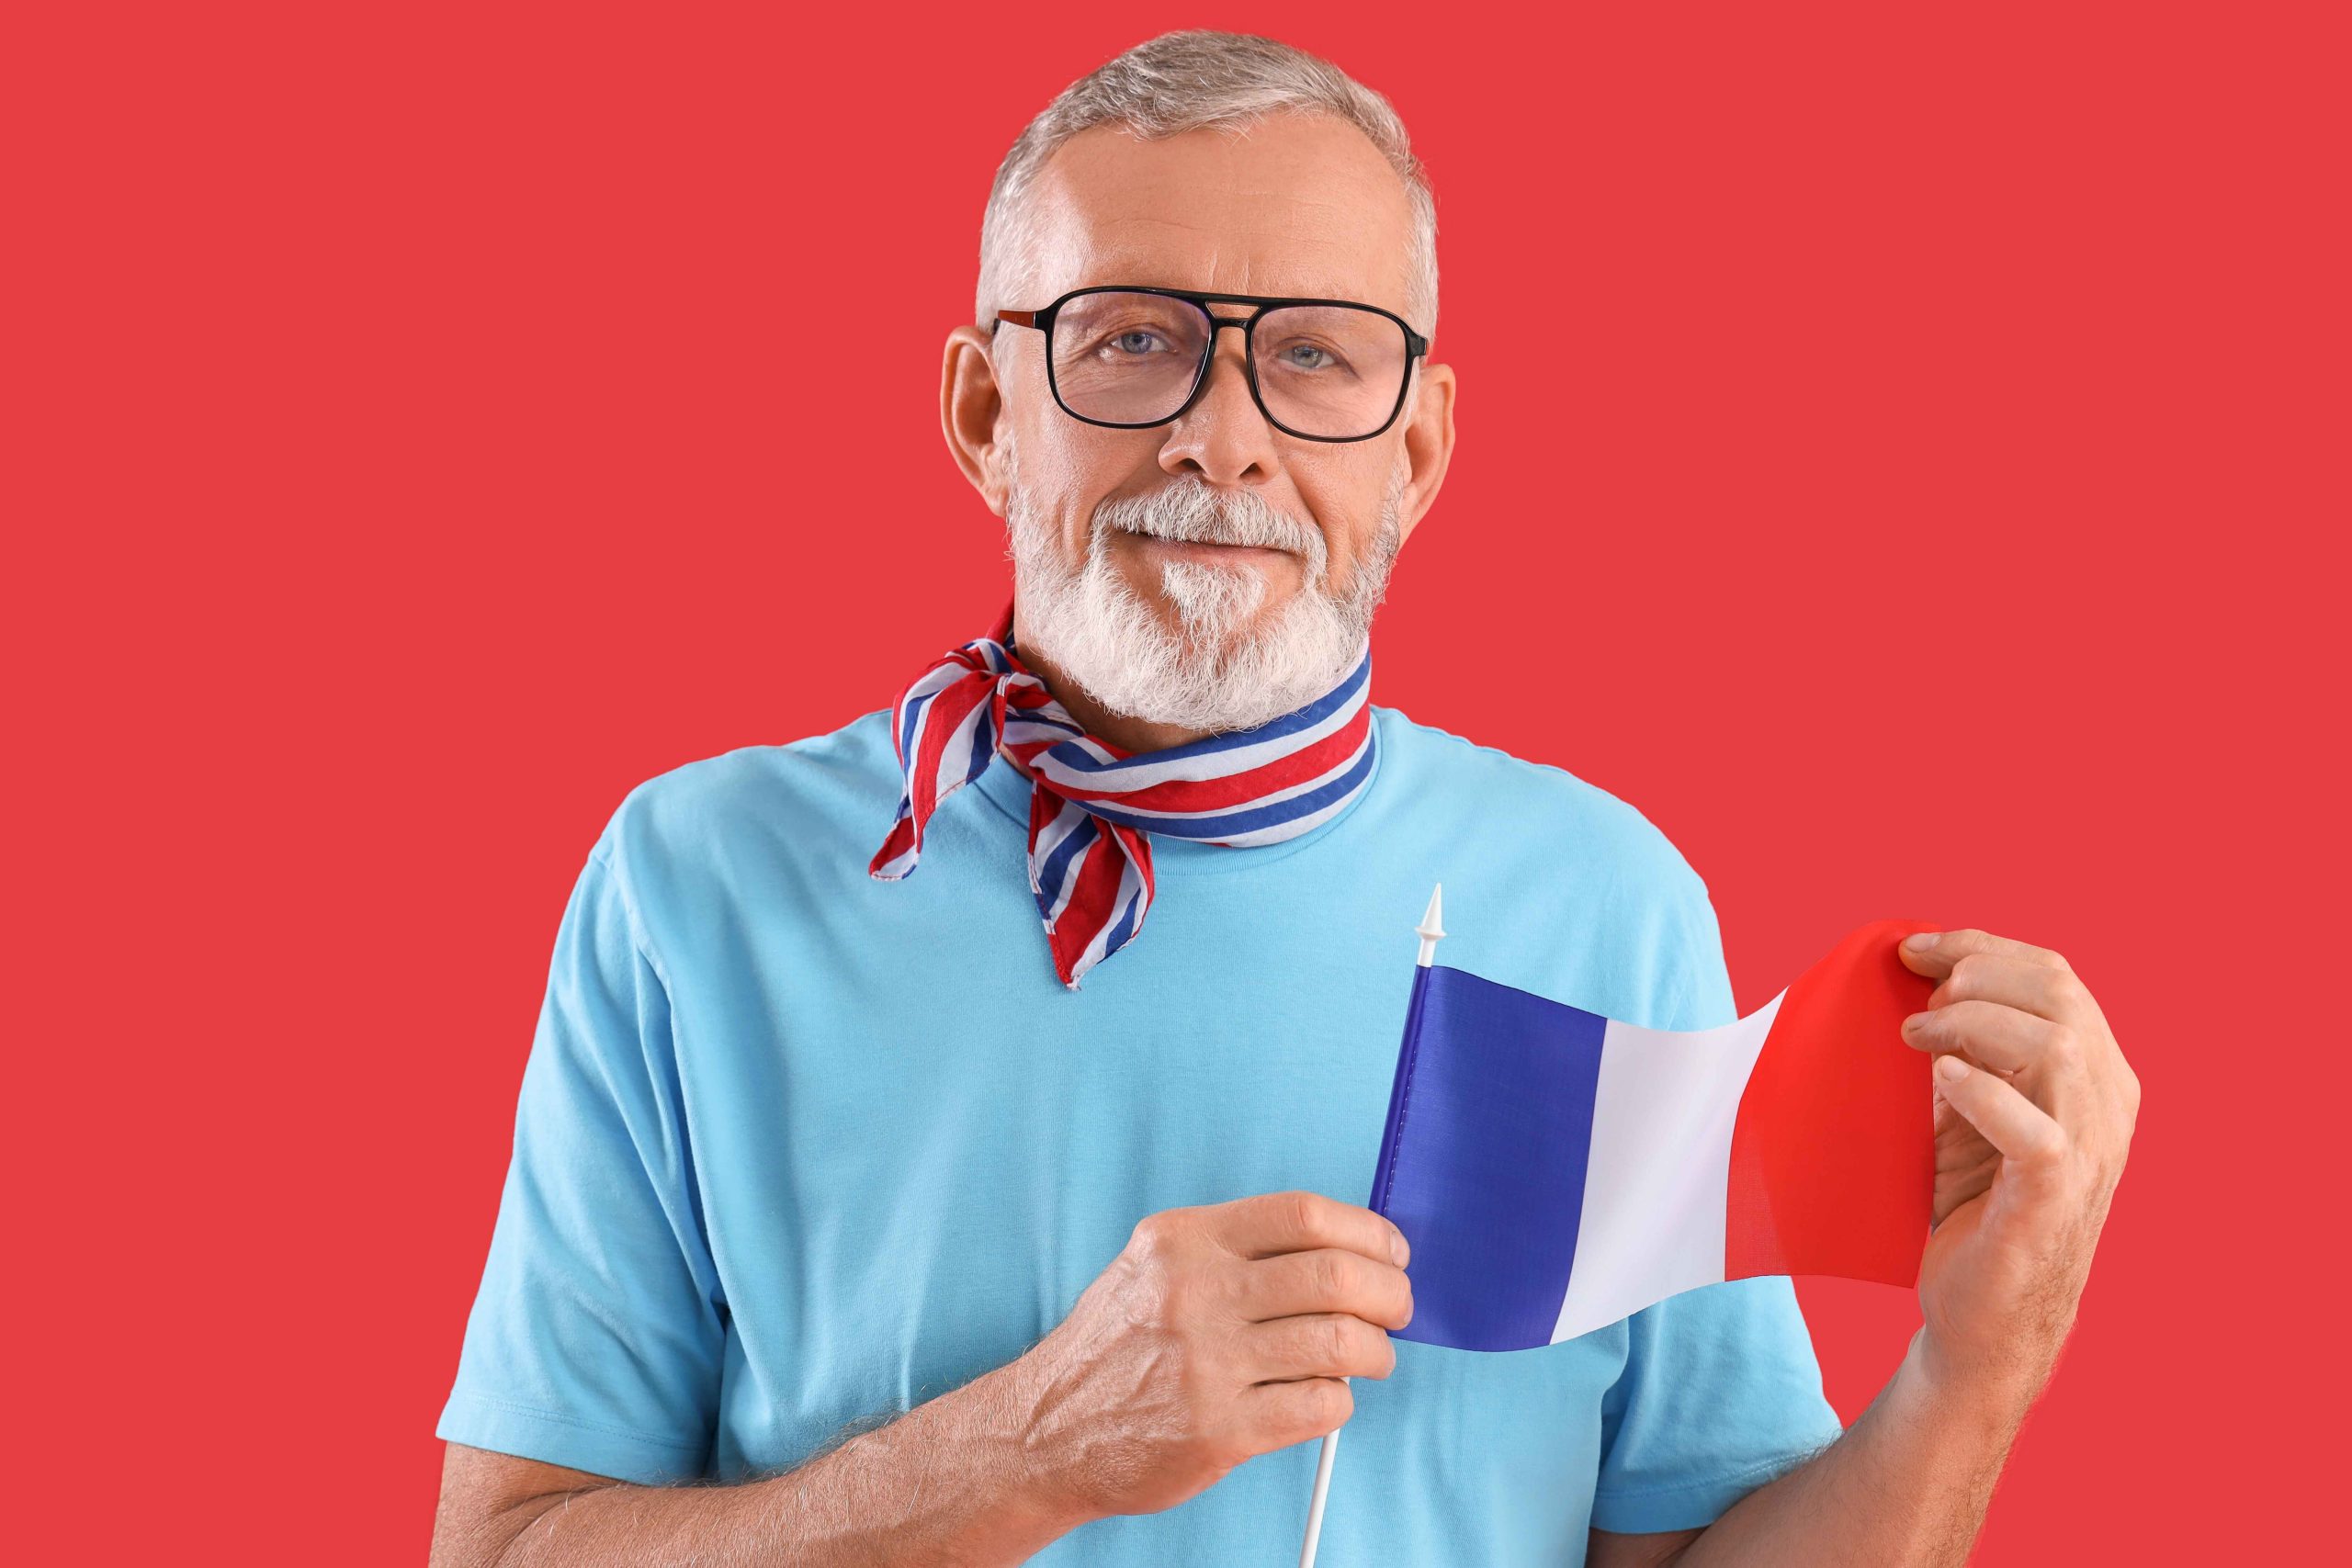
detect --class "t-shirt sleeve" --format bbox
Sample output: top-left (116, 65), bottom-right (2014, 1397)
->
top-left (435, 839), bottom-right (725, 1483)
top-left (1589, 874), bottom-right (1846, 1533)
top-left (1646, 869), bottom-right (1740, 1034)
top-left (1589, 1276), bottom-right (1845, 1533)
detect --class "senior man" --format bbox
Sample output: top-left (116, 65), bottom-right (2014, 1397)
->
top-left (431, 30), bottom-right (2138, 1568)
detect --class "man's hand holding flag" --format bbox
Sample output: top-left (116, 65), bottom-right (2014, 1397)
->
top-left (1896, 930), bottom-right (2141, 1411)
top-left (1296, 896), bottom-right (2139, 1564)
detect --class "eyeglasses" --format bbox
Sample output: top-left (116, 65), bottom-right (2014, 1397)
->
top-left (994, 286), bottom-right (1430, 444)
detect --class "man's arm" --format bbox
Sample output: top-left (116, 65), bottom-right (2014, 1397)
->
top-left (429, 1190), bottom-right (1414, 1568)
top-left (1593, 927), bottom-right (2139, 1568)
top-left (429, 1358), bottom-right (1081, 1568)
top-left (1588, 1326), bottom-right (2036, 1568)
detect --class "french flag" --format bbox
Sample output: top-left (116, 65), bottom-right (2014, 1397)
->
top-left (1368, 910), bottom-right (1937, 1350)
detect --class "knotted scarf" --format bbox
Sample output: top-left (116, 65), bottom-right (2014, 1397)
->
top-left (870, 600), bottom-right (1378, 989)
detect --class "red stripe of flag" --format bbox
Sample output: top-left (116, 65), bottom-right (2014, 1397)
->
top-left (1724, 918), bottom-right (1939, 1287)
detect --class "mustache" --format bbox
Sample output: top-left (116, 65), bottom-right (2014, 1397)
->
top-left (1092, 479), bottom-right (1322, 558)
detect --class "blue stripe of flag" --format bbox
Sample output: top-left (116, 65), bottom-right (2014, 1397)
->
top-left (1371, 964), bottom-right (1608, 1352)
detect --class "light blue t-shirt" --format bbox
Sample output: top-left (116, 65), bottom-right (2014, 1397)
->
top-left (438, 704), bottom-right (1845, 1562)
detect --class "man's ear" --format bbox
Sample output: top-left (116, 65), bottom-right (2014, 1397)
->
top-left (942, 324), bottom-right (1012, 517)
top-left (1395, 358), bottom-right (1458, 549)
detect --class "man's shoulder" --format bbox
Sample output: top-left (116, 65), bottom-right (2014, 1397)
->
top-left (595, 706), bottom-right (899, 876)
top-left (1371, 705), bottom-right (1708, 899)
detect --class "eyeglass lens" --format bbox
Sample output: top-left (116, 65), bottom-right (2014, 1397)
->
top-left (1049, 291), bottom-right (1408, 439)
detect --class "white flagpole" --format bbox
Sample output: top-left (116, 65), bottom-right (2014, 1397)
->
top-left (1299, 884), bottom-right (1444, 1568)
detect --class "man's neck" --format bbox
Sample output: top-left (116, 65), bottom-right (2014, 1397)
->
top-left (1012, 638), bottom-right (1216, 755)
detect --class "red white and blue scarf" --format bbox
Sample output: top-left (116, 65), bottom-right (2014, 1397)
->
top-left (870, 600), bottom-right (1377, 989)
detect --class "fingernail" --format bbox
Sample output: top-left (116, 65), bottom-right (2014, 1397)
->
top-left (1902, 1011), bottom-right (1928, 1035)
top-left (1904, 932), bottom-right (1940, 952)
top-left (1936, 1054), bottom-right (1969, 1081)
top-left (1390, 1229), bottom-right (1410, 1268)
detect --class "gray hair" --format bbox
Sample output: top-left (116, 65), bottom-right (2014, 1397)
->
top-left (976, 30), bottom-right (1440, 343)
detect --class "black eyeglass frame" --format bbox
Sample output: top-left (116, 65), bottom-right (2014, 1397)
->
top-left (994, 285), bottom-right (1432, 444)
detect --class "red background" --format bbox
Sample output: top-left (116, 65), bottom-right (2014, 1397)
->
top-left (9, 4), bottom-right (2342, 1561)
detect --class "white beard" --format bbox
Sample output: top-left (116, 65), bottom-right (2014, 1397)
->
top-left (1002, 434), bottom-right (1408, 735)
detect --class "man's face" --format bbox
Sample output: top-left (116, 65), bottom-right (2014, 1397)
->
top-left (978, 114), bottom-right (1444, 734)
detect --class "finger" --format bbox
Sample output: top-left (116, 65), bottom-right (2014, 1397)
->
top-left (1244, 1376), bottom-right (1354, 1449)
top-left (1933, 1109), bottom-right (2001, 1213)
top-left (1931, 1054), bottom-right (2070, 1187)
top-left (1932, 953), bottom-right (2106, 1037)
top-left (1236, 1248), bottom-right (1414, 1330)
top-left (1903, 998), bottom-right (2078, 1079)
top-left (1217, 1190), bottom-right (1409, 1269)
top-left (1899, 928), bottom-right (2072, 983)
top-left (1244, 1311), bottom-right (1397, 1383)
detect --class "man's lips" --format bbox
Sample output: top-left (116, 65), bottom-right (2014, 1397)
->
top-left (1125, 531), bottom-right (1294, 564)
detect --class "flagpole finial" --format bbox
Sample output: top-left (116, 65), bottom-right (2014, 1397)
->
top-left (1416, 883), bottom-right (1446, 967)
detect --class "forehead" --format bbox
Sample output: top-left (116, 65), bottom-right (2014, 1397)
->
top-left (1021, 114), bottom-right (1418, 316)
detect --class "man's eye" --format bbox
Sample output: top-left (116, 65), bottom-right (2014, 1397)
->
top-left (1276, 343), bottom-right (1344, 372)
top-left (1106, 330), bottom-right (1171, 355)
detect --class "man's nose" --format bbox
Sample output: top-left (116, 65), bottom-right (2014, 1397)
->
top-left (1159, 333), bottom-right (1280, 486)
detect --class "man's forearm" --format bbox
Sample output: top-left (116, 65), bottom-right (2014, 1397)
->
top-left (1670, 1330), bottom-right (2042, 1568)
top-left (453, 1363), bottom-right (1091, 1568)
